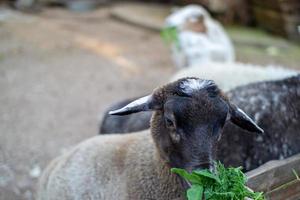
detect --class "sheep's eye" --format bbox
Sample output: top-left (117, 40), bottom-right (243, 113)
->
top-left (165, 117), bottom-right (175, 128)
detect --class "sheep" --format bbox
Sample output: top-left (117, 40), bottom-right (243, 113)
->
top-left (218, 74), bottom-right (300, 171)
top-left (37, 77), bottom-right (263, 200)
top-left (100, 62), bottom-right (298, 134)
top-left (164, 5), bottom-right (235, 68)
top-left (99, 74), bottom-right (300, 171)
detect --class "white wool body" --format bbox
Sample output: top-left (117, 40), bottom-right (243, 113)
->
top-left (171, 62), bottom-right (299, 92)
top-left (165, 5), bottom-right (235, 68)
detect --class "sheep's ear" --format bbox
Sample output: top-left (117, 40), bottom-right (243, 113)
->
top-left (109, 95), bottom-right (158, 116)
top-left (228, 103), bottom-right (264, 133)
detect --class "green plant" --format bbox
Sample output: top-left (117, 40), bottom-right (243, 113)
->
top-left (171, 162), bottom-right (265, 200)
top-left (160, 27), bottom-right (179, 48)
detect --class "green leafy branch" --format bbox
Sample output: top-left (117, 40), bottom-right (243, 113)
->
top-left (171, 162), bottom-right (265, 200)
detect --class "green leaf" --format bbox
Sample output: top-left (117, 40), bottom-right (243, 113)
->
top-left (254, 192), bottom-right (264, 200)
top-left (187, 185), bottom-right (203, 200)
top-left (160, 27), bottom-right (179, 48)
top-left (171, 168), bottom-right (202, 184)
top-left (193, 170), bottom-right (221, 183)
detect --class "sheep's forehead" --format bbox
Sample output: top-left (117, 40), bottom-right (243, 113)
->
top-left (179, 78), bottom-right (215, 95)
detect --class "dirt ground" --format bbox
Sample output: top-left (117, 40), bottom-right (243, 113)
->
top-left (0, 7), bottom-right (175, 200)
top-left (0, 5), bottom-right (299, 200)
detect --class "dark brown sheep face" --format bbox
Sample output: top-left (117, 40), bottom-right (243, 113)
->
top-left (109, 78), bottom-right (263, 171)
top-left (161, 92), bottom-right (228, 171)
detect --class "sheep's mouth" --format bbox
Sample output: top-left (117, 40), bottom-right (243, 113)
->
top-left (175, 160), bottom-right (215, 190)
top-left (179, 162), bottom-right (214, 190)
top-left (188, 161), bottom-right (214, 172)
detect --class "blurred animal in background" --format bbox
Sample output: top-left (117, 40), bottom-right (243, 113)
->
top-left (100, 74), bottom-right (300, 171)
top-left (38, 78), bottom-right (263, 200)
top-left (219, 74), bottom-right (300, 171)
top-left (100, 63), bottom-right (298, 134)
top-left (163, 5), bottom-right (235, 68)
top-left (170, 62), bottom-right (298, 91)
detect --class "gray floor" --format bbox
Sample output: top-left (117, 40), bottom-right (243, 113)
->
top-left (0, 7), bottom-right (174, 200)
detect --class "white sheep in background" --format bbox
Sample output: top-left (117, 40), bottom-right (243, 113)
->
top-left (164, 5), bottom-right (235, 68)
top-left (171, 62), bottom-right (298, 92)
top-left (37, 78), bottom-right (262, 200)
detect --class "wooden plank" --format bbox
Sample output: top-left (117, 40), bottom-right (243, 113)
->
top-left (246, 153), bottom-right (300, 192)
top-left (266, 179), bottom-right (300, 200)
